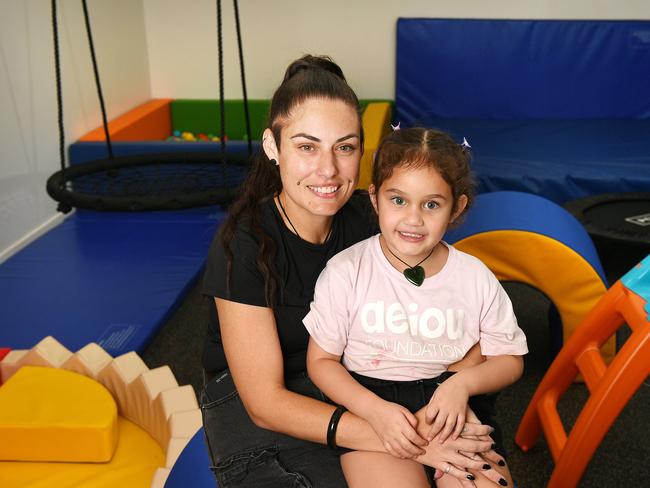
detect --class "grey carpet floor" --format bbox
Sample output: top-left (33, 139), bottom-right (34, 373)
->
top-left (142, 244), bottom-right (649, 487)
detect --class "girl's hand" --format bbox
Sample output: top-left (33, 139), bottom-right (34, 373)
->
top-left (366, 399), bottom-right (427, 459)
top-left (425, 378), bottom-right (469, 443)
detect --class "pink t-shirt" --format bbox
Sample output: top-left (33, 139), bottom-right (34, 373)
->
top-left (304, 234), bottom-right (528, 381)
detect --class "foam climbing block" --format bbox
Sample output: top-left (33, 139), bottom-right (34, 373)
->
top-left (154, 385), bottom-right (201, 449)
top-left (79, 99), bottom-right (173, 142)
top-left (19, 335), bottom-right (72, 368)
top-left (0, 337), bottom-right (200, 487)
top-left (446, 191), bottom-right (613, 360)
top-left (61, 342), bottom-right (114, 379)
top-left (0, 417), bottom-right (164, 488)
top-left (358, 102), bottom-right (392, 189)
top-left (96, 351), bottom-right (149, 417)
top-left (0, 366), bottom-right (118, 462)
top-left (0, 336), bottom-right (74, 383)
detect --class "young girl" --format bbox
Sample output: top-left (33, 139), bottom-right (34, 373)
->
top-left (305, 127), bottom-right (528, 487)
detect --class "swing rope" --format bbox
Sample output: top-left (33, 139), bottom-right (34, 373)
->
top-left (216, 0), bottom-right (252, 157)
top-left (51, 0), bottom-right (66, 174)
top-left (233, 0), bottom-right (252, 156)
top-left (81, 0), bottom-right (114, 161)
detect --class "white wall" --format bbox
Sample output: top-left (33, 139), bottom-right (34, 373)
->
top-left (143, 0), bottom-right (650, 100)
top-left (0, 0), bottom-right (150, 260)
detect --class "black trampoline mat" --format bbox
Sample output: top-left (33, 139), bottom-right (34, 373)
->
top-left (581, 198), bottom-right (650, 244)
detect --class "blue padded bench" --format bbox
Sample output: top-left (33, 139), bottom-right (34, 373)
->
top-left (396, 19), bottom-right (650, 204)
top-left (0, 207), bottom-right (224, 355)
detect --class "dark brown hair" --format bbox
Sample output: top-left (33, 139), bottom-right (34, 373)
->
top-left (371, 127), bottom-right (475, 219)
top-left (220, 55), bottom-right (362, 305)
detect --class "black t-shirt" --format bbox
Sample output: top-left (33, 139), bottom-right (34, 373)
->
top-left (201, 191), bottom-right (378, 377)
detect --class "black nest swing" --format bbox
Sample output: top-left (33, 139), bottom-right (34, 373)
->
top-left (46, 0), bottom-right (252, 213)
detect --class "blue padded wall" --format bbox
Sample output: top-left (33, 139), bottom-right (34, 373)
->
top-left (396, 19), bottom-right (650, 121)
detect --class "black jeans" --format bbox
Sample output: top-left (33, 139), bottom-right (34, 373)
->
top-left (200, 370), bottom-right (347, 488)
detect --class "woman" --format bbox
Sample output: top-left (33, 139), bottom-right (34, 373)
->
top-left (201, 55), bottom-right (504, 487)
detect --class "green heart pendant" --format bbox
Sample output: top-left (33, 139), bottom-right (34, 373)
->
top-left (403, 266), bottom-right (425, 287)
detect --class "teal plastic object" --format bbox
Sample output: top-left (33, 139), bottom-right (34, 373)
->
top-left (621, 254), bottom-right (650, 321)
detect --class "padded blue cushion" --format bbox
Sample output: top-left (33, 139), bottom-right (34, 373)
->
top-left (394, 19), bottom-right (650, 203)
top-left (420, 118), bottom-right (650, 204)
top-left (0, 207), bottom-right (224, 354)
top-left (445, 191), bottom-right (607, 284)
top-left (396, 19), bottom-right (650, 120)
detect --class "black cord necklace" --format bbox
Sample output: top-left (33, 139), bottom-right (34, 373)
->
top-left (383, 239), bottom-right (435, 287)
top-left (276, 195), bottom-right (333, 244)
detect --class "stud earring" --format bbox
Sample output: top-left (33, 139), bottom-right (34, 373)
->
top-left (270, 158), bottom-right (279, 166)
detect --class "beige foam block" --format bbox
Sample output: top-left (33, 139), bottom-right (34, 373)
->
top-left (158, 385), bottom-right (199, 419)
top-left (148, 385), bottom-right (199, 447)
top-left (164, 435), bottom-right (198, 468)
top-left (135, 366), bottom-right (179, 405)
top-left (96, 351), bottom-right (148, 416)
top-left (62, 343), bottom-right (113, 378)
top-left (0, 337), bottom-right (73, 381)
top-left (167, 409), bottom-right (202, 441)
top-left (0, 350), bottom-right (28, 382)
top-left (127, 366), bottom-right (179, 433)
top-left (150, 467), bottom-right (171, 488)
top-left (28, 336), bottom-right (73, 367)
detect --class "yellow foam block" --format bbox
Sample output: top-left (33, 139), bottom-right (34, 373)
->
top-left (0, 417), bottom-right (164, 488)
top-left (0, 366), bottom-right (118, 462)
top-left (358, 102), bottom-right (392, 190)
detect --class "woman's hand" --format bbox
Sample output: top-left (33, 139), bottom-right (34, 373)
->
top-left (414, 405), bottom-right (509, 486)
top-left (366, 399), bottom-right (427, 459)
top-left (425, 376), bottom-right (469, 443)
top-left (435, 408), bottom-right (510, 487)
top-left (460, 408), bottom-right (508, 472)
top-left (416, 434), bottom-right (494, 486)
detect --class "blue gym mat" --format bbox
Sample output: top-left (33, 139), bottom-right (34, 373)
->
top-left (0, 207), bottom-right (224, 355)
top-left (395, 19), bottom-right (650, 204)
top-left (419, 118), bottom-right (650, 204)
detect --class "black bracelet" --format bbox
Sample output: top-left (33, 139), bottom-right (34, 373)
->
top-left (327, 405), bottom-right (347, 451)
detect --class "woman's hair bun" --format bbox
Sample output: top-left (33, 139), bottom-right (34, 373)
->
top-left (283, 55), bottom-right (346, 82)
